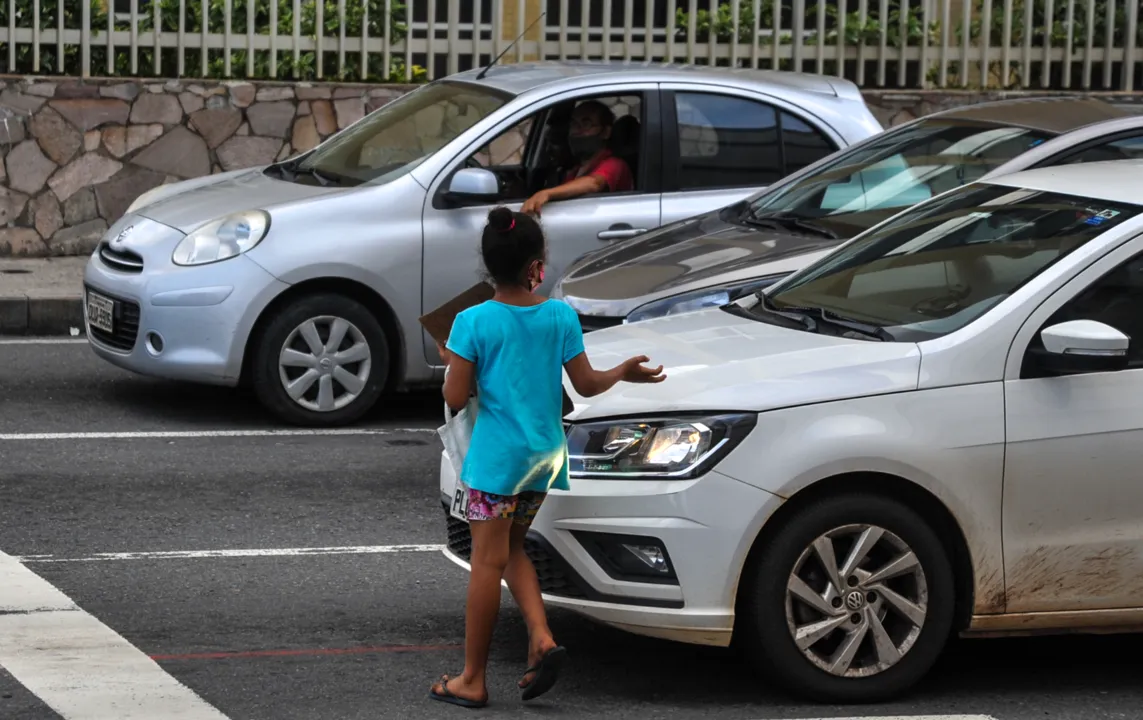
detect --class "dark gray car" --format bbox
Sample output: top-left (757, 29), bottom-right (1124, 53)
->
top-left (554, 97), bottom-right (1142, 329)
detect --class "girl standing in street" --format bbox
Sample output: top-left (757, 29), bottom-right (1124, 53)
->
top-left (430, 207), bottom-right (666, 708)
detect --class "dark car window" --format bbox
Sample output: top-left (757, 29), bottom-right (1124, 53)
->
top-left (745, 120), bottom-right (1056, 237)
top-left (1061, 135), bottom-right (1143, 165)
top-left (765, 183), bottom-right (1142, 342)
top-left (781, 111), bottom-right (838, 174)
top-left (675, 92), bottom-right (782, 189)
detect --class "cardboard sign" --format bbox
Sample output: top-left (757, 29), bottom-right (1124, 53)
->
top-left (418, 281), bottom-right (495, 346)
top-left (420, 282), bottom-right (575, 417)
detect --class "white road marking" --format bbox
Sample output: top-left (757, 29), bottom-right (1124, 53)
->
top-left (0, 428), bottom-right (437, 441)
top-left (0, 337), bottom-right (89, 345)
top-left (761, 717), bottom-right (998, 720)
top-left (18, 544), bottom-right (446, 564)
top-left (0, 549), bottom-right (230, 719)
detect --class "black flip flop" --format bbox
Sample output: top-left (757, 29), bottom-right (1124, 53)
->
top-left (429, 674), bottom-right (488, 709)
top-left (520, 646), bottom-right (568, 701)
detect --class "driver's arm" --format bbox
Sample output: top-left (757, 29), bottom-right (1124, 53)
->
top-left (521, 174), bottom-right (607, 216)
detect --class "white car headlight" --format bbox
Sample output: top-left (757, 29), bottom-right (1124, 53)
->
top-left (566, 414), bottom-right (756, 479)
top-left (172, 211), bottom-right (271, 266)
top-left (624, 273), bottom-right (791, 324)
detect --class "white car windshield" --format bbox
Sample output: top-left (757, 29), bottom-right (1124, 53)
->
top-left (761, 183), bottom-right (1142, 342)
top-left (744, 120), bottom-right (1055, 237)
top-left (269, 80), bottom-right (510, 187)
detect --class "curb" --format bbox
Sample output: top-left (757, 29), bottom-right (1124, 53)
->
top-left (0, 296), bottom-right (85, 336)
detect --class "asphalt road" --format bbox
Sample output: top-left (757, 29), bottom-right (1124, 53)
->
top-left (2, 339), bottom-right (1143, 720)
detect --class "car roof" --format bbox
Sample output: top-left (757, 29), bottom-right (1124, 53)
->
top-left (446, 60), bottom-right (860, 99)
top-left (925, 96), bottom-right (1131, 134)
top-left (984, 158), bottom-right (1143, 205)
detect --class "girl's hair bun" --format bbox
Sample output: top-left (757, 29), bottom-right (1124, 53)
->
top-left (487, 206), bottom-right (516, 233)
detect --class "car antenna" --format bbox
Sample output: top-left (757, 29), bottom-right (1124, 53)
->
top-left (476, 11), bottom-right (546, 80)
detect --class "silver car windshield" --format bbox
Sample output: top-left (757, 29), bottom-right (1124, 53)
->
top-left (279, 80), bottom-right (511, 187)
top-left (762, 183), bottom-right (1141, 342)
top-left (745, 120), bottom-right (1055, 237)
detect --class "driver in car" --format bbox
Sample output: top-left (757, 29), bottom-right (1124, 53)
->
top-left (520, 100), bottom-right (633, 216)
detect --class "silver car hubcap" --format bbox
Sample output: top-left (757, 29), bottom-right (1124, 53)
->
top-left (278, 316), bottom-right (371, 412)
top-left (784, 523), bottom-right (928, 678)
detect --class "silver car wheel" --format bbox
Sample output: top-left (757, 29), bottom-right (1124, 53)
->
top-left (784, 523), bottom-right (928, 679)
top-left (277, 315), bottom-right (372, 413)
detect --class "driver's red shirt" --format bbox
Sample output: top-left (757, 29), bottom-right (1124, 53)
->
top-left (564, 149), bottom-right (633, 192)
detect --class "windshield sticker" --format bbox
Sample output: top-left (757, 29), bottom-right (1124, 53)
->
top-left (1081, 209), bottom-right (1121, 226)
top-left (1029, 138), bottom-right (1045, 147)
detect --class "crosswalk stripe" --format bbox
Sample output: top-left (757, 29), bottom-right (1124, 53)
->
top-left (0, 550), bottom-right (230, 719)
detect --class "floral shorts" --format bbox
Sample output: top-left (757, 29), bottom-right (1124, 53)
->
top-left (466, 489), bottom-right (546, 525)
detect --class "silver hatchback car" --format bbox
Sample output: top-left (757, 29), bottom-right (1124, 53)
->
top-left (82, 61), bottom-right (881, 425)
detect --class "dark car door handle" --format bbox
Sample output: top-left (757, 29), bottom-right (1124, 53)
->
top-left (597, 227), bottom-right (647, 240)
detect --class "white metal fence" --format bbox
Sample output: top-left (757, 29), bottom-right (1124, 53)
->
top-left (0, 0), bottom-right (1139, 90)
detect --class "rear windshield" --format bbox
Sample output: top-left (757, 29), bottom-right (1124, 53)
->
top-left (745, 120), bottom-right (1055, 237)
top-left (765, 183), bottom-right (1143, 342)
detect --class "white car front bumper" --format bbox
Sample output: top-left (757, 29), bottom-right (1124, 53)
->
top-left (437, 450), bottom-right (783, 647)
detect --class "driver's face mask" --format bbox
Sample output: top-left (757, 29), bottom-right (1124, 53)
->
top-left (568, 114), bottom-right (607, 161)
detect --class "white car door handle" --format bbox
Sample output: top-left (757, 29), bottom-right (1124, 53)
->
top-left (597, 228), bottom-right (647, 240)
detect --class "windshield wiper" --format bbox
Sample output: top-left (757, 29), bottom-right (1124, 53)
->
top-left (746, 292), bottom-right (819, 333)
top-left (765, 298), bottom-right (893, 341)
top-left (266, 159), bottom-right (350, 187)
top-left (742, 209), bottom-right (840, 239)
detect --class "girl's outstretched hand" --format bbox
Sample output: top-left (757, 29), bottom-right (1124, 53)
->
top-left (620, 355), bottom-right (666, 383)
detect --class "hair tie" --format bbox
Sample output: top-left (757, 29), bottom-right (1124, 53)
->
top-left (506, 217), bottom-right (515, 231)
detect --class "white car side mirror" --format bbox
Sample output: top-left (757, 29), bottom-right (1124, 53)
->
top-left (1041, 319), bottom-right (1129, 356)
top-left (1033, 319), bottom-right (1130, 375)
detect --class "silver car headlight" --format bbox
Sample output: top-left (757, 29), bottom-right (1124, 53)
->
top-left (624, 274), bottom-right (791, 324)
top-left (172, 210), bottom-right (271, 266)
top-left (566, 414), bottom-right (756, 479)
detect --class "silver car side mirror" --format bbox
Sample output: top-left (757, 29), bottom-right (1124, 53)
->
top-left (447, 168), bottom-right (499, 199)
top-left (1033, 319), bottom-right (1129, 375)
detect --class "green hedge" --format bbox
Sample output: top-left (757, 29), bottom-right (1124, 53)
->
top-left (0, 0), bottom-right (426, 81)
top-left (676, 0), bottom-right (1143, 87)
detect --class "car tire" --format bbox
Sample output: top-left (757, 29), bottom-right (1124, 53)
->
top-left (740, 492), bottom-right (955, 703)
top-left (252, 293), bottom-right (390, 427)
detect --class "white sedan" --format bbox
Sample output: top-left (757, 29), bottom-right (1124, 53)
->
top-left (440, 159), bottom-right (1143, 702)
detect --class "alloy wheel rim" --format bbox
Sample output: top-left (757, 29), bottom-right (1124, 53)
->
top-left (278, 315), bottom-right (372, 412)
top-left (784, 523), bottom-right (928, 678)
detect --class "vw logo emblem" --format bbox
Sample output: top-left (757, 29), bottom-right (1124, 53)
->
top-left (844, 590), bottom-right (865, 611)
top-left (111, 225), bottom-right (134, 249)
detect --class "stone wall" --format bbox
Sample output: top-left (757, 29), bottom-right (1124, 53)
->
top-left (1, 75), bottom-right (1142, 258)
top-left (0, 76), bottom-right (414, 258)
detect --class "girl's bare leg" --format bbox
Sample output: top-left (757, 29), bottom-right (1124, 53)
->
top-left (432, 517), bottom-right (513, 703)
top-left (503, 521), bottom-right (558, 686)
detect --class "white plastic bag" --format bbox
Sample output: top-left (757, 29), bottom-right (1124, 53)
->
top-left (437, 364), bottom-right (477, 519)
top-left (438, 395), bottom-right (476, 474)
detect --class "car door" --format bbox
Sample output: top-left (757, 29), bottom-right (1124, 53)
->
top-left (420, 82), bottom-right (663, 363)
top-left (658, 83), bottom-right (841, 225)
top-left (1002, 233), bottom-right (1143, 613)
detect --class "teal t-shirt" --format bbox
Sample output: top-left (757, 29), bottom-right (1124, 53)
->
top-left (446, 299), bottom-right (585, 496)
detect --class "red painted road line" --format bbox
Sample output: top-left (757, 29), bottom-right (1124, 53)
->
top-left (150, 644), bottom-right (462, 661)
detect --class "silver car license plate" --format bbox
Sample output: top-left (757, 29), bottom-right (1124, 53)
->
top-left (87, 291), bottom-right (114, 334)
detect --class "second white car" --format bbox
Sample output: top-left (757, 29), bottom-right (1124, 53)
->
top-left (442, 159), bottom-right (1143, 702)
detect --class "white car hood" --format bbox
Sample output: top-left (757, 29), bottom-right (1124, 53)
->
top-left (564, 305), bottom-right (921, 421)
